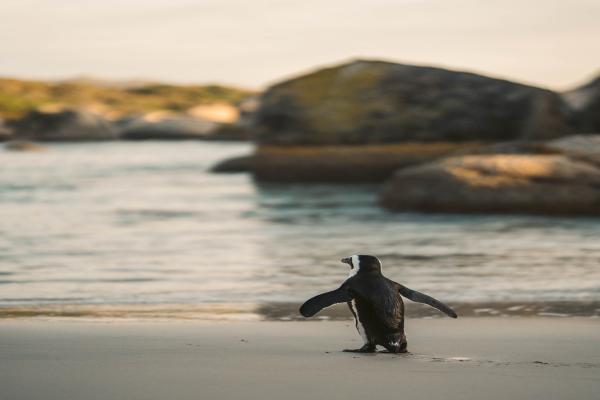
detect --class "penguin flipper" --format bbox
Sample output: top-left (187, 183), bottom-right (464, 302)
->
top-left (299, 285), bottom-right (352, 317)
top-left (397, 284), bottom-right (458, 318)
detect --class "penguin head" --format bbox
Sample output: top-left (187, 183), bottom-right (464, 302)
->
top-left (341, 255), bottom-right (381, 275)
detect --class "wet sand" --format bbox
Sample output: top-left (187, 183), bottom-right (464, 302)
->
top-left (1, 318), bottom-right (598, 400)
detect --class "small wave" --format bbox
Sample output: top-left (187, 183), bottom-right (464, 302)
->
top-left (0, 297), bottom-right (90, 303)
top-left (114, 209), bottom-right (201, 223)
top-left (0, 278), bottom-right (159, 285)
top-left (378, 253), bottom-right (487, 261)
top-left (0, 183), bottom-right (78, 192)
top-left (120, 163), bottom-right (207, 173)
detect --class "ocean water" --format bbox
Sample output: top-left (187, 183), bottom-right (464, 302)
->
top-left (1, 141), bottom-right (599, 319)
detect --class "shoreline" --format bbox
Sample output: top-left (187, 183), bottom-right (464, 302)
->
top-left (1, 300), bottom-right (599, 321)
top-left (1, 318), bottom-right (598, 400)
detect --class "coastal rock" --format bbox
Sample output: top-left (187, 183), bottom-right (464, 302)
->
top-left (200, 96), bottom-right (261, 142)
top-left (237, 96), bottom-right (261, 127)
top-left (205, 123), bottom-right (252, 141)
top-left (12, 108), bottom-right (117, 141)
top-left (214, 138), bottom-right (557, 182)
top-left (0, 118), bottom-right (12, 141)
top-left (117, 113), bottom-right (218, 140)
top-left (380, 154), bottom-right (600, 215)
top-left (251, 143), bottom-right (484, 182)
top-left (215, 141), bottom-right (535, 182)
top-left (211, 155), bottom-right (255, 173)
top-left (562, 74), bottom-right (600, 132)
top-left (4, 140), bottom-right (46, 152)
top-left (541, 135), bottom-right (600, 166)
top-left (254, 60), bottom-right (573, 145)
top-left (186, 103), bottom-right (239, 124)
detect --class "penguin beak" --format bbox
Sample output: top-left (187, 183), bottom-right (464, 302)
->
top-left (341, 257), bottom-right (352, 266)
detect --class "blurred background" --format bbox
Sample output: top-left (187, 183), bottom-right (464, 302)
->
top-left (1, 0), bottom-right (599, 320)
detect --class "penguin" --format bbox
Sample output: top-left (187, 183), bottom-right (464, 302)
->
top-left (299, 255), bottom-right (457, 353)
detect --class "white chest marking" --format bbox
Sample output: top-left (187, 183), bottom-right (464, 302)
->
top-left (350, 299), bottom-right (368, 344)
top-left (345, 255), bottom-right (368, 344)
top-left (348, 255), bottom-right (360, 278)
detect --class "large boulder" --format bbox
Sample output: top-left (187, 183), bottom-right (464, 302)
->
top-left (12, 108), bottom-right (117, 141)
top-left (117, 112), bottom-right (218, 140)
top-left (254, 60), bottom-right (573, 145)
top-left (380, 154), bottom-right (600, 215)
top-left (562, 74), bottom-right (600, 132)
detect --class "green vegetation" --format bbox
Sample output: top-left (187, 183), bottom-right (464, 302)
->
top-left (0, 78), bottom-right (253, 119)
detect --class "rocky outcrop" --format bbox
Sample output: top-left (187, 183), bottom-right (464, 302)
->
top-left (250, 143), bottom-right (485, 182)
top-left (211, 155), bottom-right (255, 173)
top-left (0, 118), bottom-right (12, 141)
top-left (540, 135), bottom-right (600, 166)
top-left (10, 107), bottom-right (249, 142)
top-left (186, 103), bottom-right (239, 123)
top-left (212, 140), bottom-right (542, 182)
top-left (12, 108), bottom-right (117, 141)
top-left (205, 123), bottom-right (252, 141)
top-left (4, 140), bottom-right (46, 152)
top-left (117, 113), bottom-right (218, 140)
top-left (254, 60), bottom-right (573, 145)
top-left (380, 154), bottom-right (600, 215)
top-left (563, 74), bottom-right (600, 132)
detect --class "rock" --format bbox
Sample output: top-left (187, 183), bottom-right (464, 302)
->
top-left (239, 140), bottom-right (536, 183)
top-left (238, 139), bottom-right (548, 183)
top-left (0, 118), bottom-right (12, 141)
top-left (211, 155), bottom-right (255, 173)
top-left (451, 140), bottom-right (540, 156)
top-left (237, 96), bottom-right (261, 127)
top-left (186, 103), bottom-right (239, 123)
top-left (12, 108), bottom-right (117, 141)
top-left (250, 143), bottom-right (484, 182)
top-left (205, 124), bottom-right (252, 141)
top-left (117, 112), bottom-right (218, 140)
top-left (562, 74), bottom-right (600, 132)
top-left (200, 96), bottom-right (261, 142)
top-left (4, 140), bottom-right (47, 152)
top-left (380, 154), bottom-right (600, 215)
top-left (540, 135), bottom-right (600, 166)
top-left (254, 60), bottom-right (573, 145)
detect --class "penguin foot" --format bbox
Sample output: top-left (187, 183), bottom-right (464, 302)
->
top-left (380, 348), bottom-right (409, 354)
top-left (343, 344), bottom-right (376, 353)
top-left (382, 343), bottom-right (408, 354)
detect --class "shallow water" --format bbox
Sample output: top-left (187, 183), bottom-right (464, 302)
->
top-left (1, 141), bottom-right (599, 318)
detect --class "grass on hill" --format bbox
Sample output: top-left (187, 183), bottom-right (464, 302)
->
top-left (0, 78), bottom-right (253, 120)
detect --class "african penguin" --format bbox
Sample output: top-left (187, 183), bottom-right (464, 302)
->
top-left (299, 255), bottom-right (457, 353)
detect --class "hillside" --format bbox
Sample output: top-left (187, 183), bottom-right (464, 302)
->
top-left (0, 77), bottom-right (253, 120)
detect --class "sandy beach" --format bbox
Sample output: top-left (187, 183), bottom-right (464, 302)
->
top-left (1, 317), bottom-right (598, 400)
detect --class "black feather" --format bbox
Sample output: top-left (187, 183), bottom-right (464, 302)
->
top-left (299, 285), bottom-right (353, 317)
top-left (397, 284), bottom-right (458, 318)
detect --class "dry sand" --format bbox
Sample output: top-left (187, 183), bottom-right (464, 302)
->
top-left (1, 318), bottom-right (599, 400)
